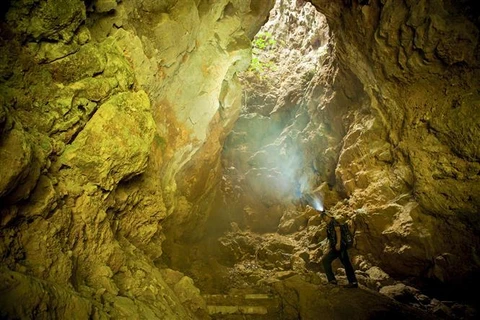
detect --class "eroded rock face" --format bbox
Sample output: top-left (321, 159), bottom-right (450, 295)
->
top-left (60, 91), bottom-right (155, 191)
top-left (0, 0), bottom-right (274, 318)
top-left (307, 0), bottom-right (480, 289)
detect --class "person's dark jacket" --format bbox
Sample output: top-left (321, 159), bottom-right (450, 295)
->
top-left (326, 219), bottom-right (341, 249)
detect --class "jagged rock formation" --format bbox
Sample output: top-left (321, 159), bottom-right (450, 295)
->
top-left (0, 0), bottom-right (273, 318)
top-left (309, 0), bottom-right (480, 291)
top-left (0, 0), bottom-right (479, 319)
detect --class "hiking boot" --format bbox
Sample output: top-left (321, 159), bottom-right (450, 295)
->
top-left (344, 282), bottom-right (358, 288)
top-left (328, 280), bottom-right (338, 285)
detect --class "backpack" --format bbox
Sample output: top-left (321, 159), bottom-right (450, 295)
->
top-left (340, 223), bottom-right (354, 249)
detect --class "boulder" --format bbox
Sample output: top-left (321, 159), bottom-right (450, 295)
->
top-left (61, 91), bottom-right (155, 190)
top-left (0, 126), bottom-right (33, 198)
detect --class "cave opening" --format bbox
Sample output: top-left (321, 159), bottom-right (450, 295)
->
top-left (164, 0), bottom-right (330, 262)
top-left (209, 0), bottom-right (333, 236)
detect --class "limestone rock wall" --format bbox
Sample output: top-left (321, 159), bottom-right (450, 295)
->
top-left (0, 0), bottom-right (274, 318)
top-left (309, 0), bottom-right (480, 287)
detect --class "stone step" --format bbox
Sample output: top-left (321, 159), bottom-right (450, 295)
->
top-left (204, 293), bottom-right (275, 304)
top-left (203, 293), bottom-right (281, 319)
top-left (207, 305), bottom-right (268, 315)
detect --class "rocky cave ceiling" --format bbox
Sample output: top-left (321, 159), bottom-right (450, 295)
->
top-left (0, 0), bottom-right (479, 319)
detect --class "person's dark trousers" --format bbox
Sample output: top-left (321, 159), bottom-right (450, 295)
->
top-left (322, 248), bottom-right (357, 283)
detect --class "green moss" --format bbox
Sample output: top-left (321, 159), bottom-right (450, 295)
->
top-left (8, 0), bottom-right (85, 41)
top-left (102, 39), bottom-right (135, 90)
top-left (38, 135), bottom-right (53, 153)
top-left (301, 69), bottom-right (316, 85)
top-left (153, 134), bottom-right (167, 150)
top-left (252, 32), bottom-right (276, 50)
top-left (23, 65), bottom-right (56, 105)
top-left (247, 32), bottom-right (277, 76)
top-left (49, 43), bottom-right (107, 83)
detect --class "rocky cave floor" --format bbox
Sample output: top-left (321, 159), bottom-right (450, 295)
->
top-left (174, 227), bottom-right (479, 320)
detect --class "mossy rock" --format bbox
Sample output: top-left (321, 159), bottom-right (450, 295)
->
top-left (0, 126), bottom-right (33, 198)
top-left (60, 91), bottom-right (156, 190)
top-left (49, 43), bottom-right (107, 83)
top-left (6, 0), bottom-right (86, 41)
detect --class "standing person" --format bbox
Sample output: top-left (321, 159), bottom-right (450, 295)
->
top-left (320, 210), bottom-right (358, 288)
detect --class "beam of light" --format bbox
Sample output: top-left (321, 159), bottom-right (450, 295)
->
top-left (301, 191), bottom-right (324, 212)
top-left (311, 194), bottom-right (324, 212)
